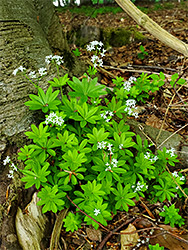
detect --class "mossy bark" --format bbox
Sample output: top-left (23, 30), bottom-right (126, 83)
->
top-left (0, 0), bottom-right (84, 249)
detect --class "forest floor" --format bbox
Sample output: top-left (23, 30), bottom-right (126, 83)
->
top-left (56, 2), bottom-right (188, 250)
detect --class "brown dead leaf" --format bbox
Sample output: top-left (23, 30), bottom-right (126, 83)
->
top-left (86, 227), bottom-right (102, 242)
top-left (121, 224), bottom-right (139, 250)
top-left (150, 224), bottom-right (188, 250)
top-left (146, 114), bottom-right (168, 129)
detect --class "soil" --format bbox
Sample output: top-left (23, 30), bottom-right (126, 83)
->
top-left (56, 3), bottom-right (188, 250)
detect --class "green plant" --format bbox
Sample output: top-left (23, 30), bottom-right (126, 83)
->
top-left (159, 204), bottom-right (185, 227)
top-left (72, 48), bottom-right (81, 57)
top-left (149, 243), bottom-right (164, 250)
top-left (137, 45), bottom-right (148, 60)
top-left (12, 44), bottom-right (186, 233)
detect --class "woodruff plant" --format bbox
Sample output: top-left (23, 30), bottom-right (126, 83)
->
top-left (10, 42), bottom-right (186, 232)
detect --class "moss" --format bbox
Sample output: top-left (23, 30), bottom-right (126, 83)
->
top-left (102, 27), bottom-right (145, 47)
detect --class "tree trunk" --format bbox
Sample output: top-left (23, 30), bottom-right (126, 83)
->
top-left (0, 0), bottom-right (84, 249)
top-left (115, 0), bottom-right (188, 57)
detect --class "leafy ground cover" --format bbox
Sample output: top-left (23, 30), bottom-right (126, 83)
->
top-left (6, 2), bottom-right (188, 250)
top-left (54, 2), bottom-right (188, 249)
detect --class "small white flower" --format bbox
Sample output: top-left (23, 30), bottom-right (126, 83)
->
top-left (109, 111), bottom-right (114, 117)
top-left (107, 143), bottom-right (113, 152)
top-left (105, 118), bottom-right (110, 123)
top-left (18, 66), bottom-right (26, 72)
top-left (172, 171), bottom-right (179, 177)
top-left (7, 173), bottom-right (14, 179)
top-left (28, 71), bottom-right (37, 78)
top-left (13, 66), bottom-right (26, 75)
top-left (13, 68), bottom-right (19, 76)
top-left (38, 67), bottom-right (47, 76)
top-left (45, 55), bottom-right (53, 64)
top-left (119, 144), bottom-right (123, 149)
top-left (100, 49), bottom-right (106, 57)
top-left (126, 99), bottom-right (136, 108)
top-left (180, 175), bottom-right (185, 181)
top-left (94, 208), bottom-right (101, 216)
top-left (3, 156), bottom-right (11, 165)
top-left (98, 41), bottom-right (103, 47)
top-left (123, 81), bottom-right (131, 91)
top-left (129, 76), bottom-right (137, 83)
top-left (166, 147), bottom-right (176, 157)
top-left (105, 166), bottom-right (111, 171)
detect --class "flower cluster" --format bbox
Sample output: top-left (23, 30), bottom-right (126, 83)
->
top-left (86, 41), bottom-right (106, 68)
top-left (105, 158), bottom-right (118, 171)
top-left (97, 141), bottom-right (114, 155)
top-left (13, 66), bottom-right (26, 76)
top-left (172, 171), bottom-right (185, 181)
top-left (100, 110), bottom-right (114, 123)
top-left (124, 99), bottom-right (138, 118)
top-left (45, 55), bottom-right (64, 65)
top-left (132, 181), bottom-right (148, 193)
top-left (144, 152), bottom-right (158, 162)
top-left (123, 76), bottom-right (137, 91)
top-left (3, 156), bottom-right (18, 179)
top-left (91, 55), bottom-right (103, 67)
top-left (166, 147), bottom-right (176, 157)
top-left (45, 112), bottom-right (64, 127)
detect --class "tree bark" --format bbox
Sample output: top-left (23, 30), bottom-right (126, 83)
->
top-left (115, 0), bottom-right (188, 57)
top-left (0, 0), bottom-right (84, 249)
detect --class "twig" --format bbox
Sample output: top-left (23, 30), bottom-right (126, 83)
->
top-left (66, 195), bottom-right (109, 232)
top-left (50, 208), bottom-right (69, 250)
top-left (156, 84), bottom-right (183, 143)
top-left (165, 164), bottom-right (188, 200)
top-left (157, 123), bottom-right (188, 149)
top-left (138, 124), bottom-right (157, 147)
top-left (103, 65), bottom-right (173, 77)
top-left (97, 218), bottom-right (135, 250)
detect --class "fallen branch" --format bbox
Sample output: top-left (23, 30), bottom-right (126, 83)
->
top-left (115, 0), bottom-right (188, 57)
top-left (50, 208), bottom-right (69, 250)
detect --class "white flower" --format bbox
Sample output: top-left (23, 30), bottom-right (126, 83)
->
top-left (91, 40), bottom-right (99, 46)
top-left (45, 55), bottom-right (64, 65)
top-left (107, 143), bottom-right (113, 152)
top-left (123, 81), bottom-right (131, 91)
top-left (166, 147), bottom-right (176, 157)
top-left (45, 112), bottom-right (64, 127)
top-left (126, 99), bottom-right (136, 108)
top-left (94, 208), bottom-right (101, 216)
top-left (18, 66), bottom-right (26, 72)
top-left (86, 44), bottom-right (95, 52)
top-left (100, 49), bottom-right (106, 57)
top-left (45, 55), bottom-right (53, 64)
top-left (105, 118), bottom-right (110, 123)
top-left (38, 67), bottom-right (47, 76)
top-left (28, 71), bottom-right (37, 78)
top-left (109, 111), bottom-right (114, 117)
top-left (172, 171), bottom-right (179, 177)
top-left (98, 41), bottom-right (103, 47)
top-left (3, 156), bottom-right (11, 165)
top-left (180, 175), bottom-right (185, 181)
top-left (13, 68), bottom-right (19, 76)
top-left (97, 141), bottom-right (107, 149)
top-left (7, 173), bottom-right (14, 179)
top-left (119, 144), bottom-right (123, 149)
top-left (105, 166), bottom-right (111, 171)
top-left (91, 55), bottom-right (99, 63)
top-left (129, 76), bottom-right (137, 83)
top-left (13, 66), bottom-right (26, 75)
